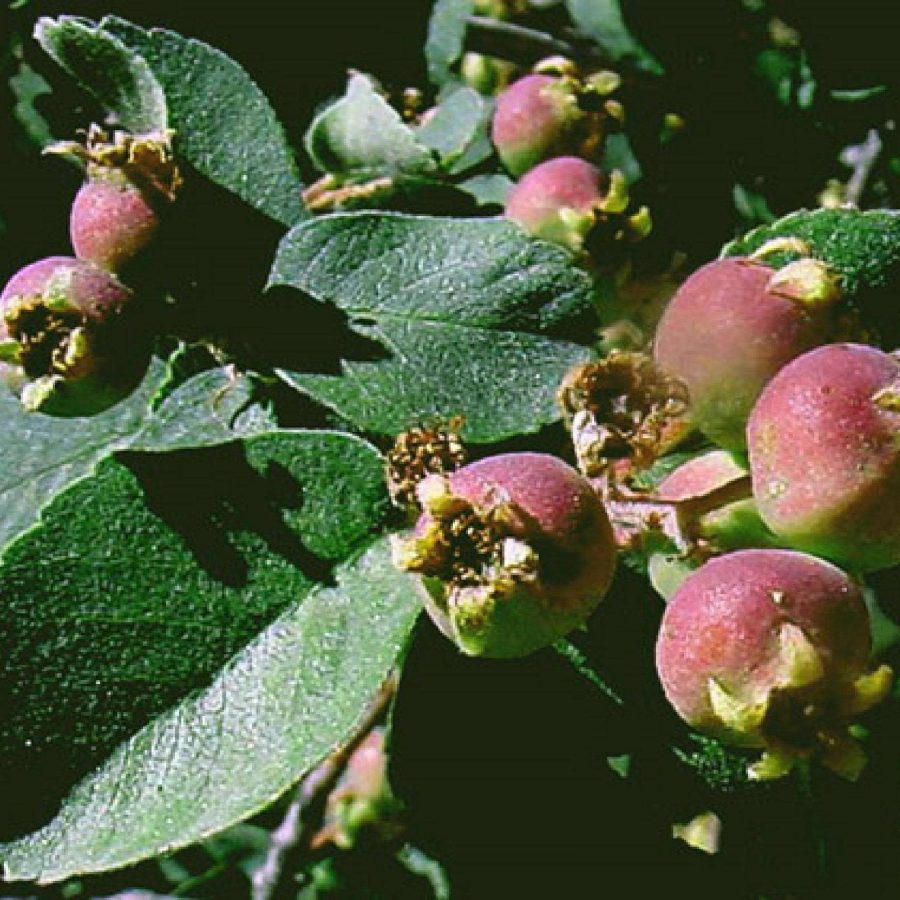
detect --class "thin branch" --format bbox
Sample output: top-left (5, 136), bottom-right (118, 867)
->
top-left (251, 674), bottom-right (399, 900)
top-left (464, 15), bottom-right (586, 65)
top-left (842, 128), bottom-right (882, 206)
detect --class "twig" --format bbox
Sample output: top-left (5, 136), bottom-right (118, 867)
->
top-left (250, 674), bottom-right (399, 900)
top-left (464, 15), bottom-right (585, 65)
top-left (842, 128), bottom-right (882, 206)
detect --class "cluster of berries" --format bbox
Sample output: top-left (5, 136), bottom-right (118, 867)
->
top-left (391, 238), bottom-right (897, 783)
top-left (0, 126), bottom-right (179, 414)
top-left (491, 59), bottom-right (651, 254)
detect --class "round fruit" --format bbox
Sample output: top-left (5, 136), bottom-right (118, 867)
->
top-left (393, 452), bottom-right (617, 657)
top-left (491, 74), bottom-right (585, 176)
top-left (656, 549), bottom-right (892, 780)
top-left (653, 256), bottom-right (841, 450)
top-left (748, 342), bottom-right (900, 572)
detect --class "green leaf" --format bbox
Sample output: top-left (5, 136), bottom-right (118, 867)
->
top-left (456, 172), bottom-right (514, 208)
top-left (425, 0), bottom-right (475, 87)
top-left (99, 16), bottom-right (305, 227)
top-left (0, 361), bottom-right (270, 556)
top-left (268, 212), bottom-right (596, 442)
top-left (9, 62), bottom-right (53, 147)
top-left (565, 0), bottom-right (663, 75)
top-left (34, 16), bottom-right (167, 133)
top-left (721, 207), bottom-right (900, 342)
top-left (133, 367), bottom-right (274, 452)
top-left (0, 433), bottom-right (405, 883)
top-left (305, 73), bottom-right (436, 180)
top-left (415, 86), bottom-right (485, 169)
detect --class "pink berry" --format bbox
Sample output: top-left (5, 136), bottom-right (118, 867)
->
top-left (656, 549), bottom-right (892, 780)
top-left (491, 74), bottom-right (584, 176)
top-left (49, 125), bottom-right (181, 273)
top-left (653, 256), bottom-right (842, 450)
top-left (70, 177), bottom-right (160, 273)
top-left (504, 156), bottom-right (606, 250)
top-left (393, 452), bottom-right (617, 657)
top-left (748, 343), bottom-right (900, 572)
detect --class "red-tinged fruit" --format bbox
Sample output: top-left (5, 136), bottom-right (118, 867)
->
top-left (491, 74), bottom-right (585, 176)
top-left (393, 452), bottom-right (617, 657)
top-left (653, 255), bottom-right (843, 450)
top-left (0, 256), bottom-right (142, 414)
top-left (656, 549), bottom-right (892, 780)
top-left (748, 343), bottom-right (900, 572)
top-left (50, 125), bottom-right (181, 272)
top-left (504, 156), bottom-right (641, 251)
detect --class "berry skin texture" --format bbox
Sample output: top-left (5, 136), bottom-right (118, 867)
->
top-left (653, 257), bottom-right (839, 450)
top-left (504, 156), bottom-right (607, 251)
top-left (491, 74), bottom-right (584, 176)
top-left (70, 176), bottom-right (160, 273)
top-left (393, 452), bottom-right (617, 658)
top-left (0, 256), bottom-right (139, 414)
top-left (656, 549), bottom-right (892, 781)
top-left (748, 343), bottom-right (900, 572)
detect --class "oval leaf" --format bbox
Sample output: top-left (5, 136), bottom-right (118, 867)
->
top-left (2, 539), bottom-right (419, 883)
top-left (99, 16), bottom-right (305, 226)
top-left (0, 429), bottom-right (395, 881)
top-left (268, 212), bottom-right (596, 442)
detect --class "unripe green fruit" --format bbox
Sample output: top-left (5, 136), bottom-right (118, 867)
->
top-left (394, 452), bottom-right (617, 658)
top-left (748, 343), bottom-right (900, 572)
top-left (656, 549), bottom-right (891, 780)
top-left (653, 256), bottom-right (842, 450)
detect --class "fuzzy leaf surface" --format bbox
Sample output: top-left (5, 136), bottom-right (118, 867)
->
top-left (98, 16), bottom-right (305, 226)
top-left (269, 212), bottom-right (595, 442)
top-left (0, 432), bottom-right (403, 882)
top-left (35, 16), bottom-right (167, 133)
top-left (305, 73), bottom-right (435, 179)
top-left (0, 362), bottom-right (269, 556)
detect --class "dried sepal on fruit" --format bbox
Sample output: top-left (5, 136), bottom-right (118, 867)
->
top-left (384, 419), bottom-right (468, 514)
top-left (558, 350), bottom-right (690, 480)
top-left (392, 452), bottom-right (617, 658)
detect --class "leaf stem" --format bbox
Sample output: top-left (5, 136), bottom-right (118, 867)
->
top-left (553, 638), bottom-right (624, 706)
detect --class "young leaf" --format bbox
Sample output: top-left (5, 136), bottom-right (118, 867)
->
top-left (565, 0), bottom-right (663, 75)
top-left (98, 16), bottom-right (305, 227)
top-left (34, 16), bottom-right (167, 133)
top-left (305, 72), bottom-right (436, 179)
top-left (0, 433), bottom-right (404, 883)
top-left (425, 0), bottom-right (475, 88)
top-left (415, 86), bottom-right (486, 169)
top-left (269, 212), bottom-right (596, 442)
